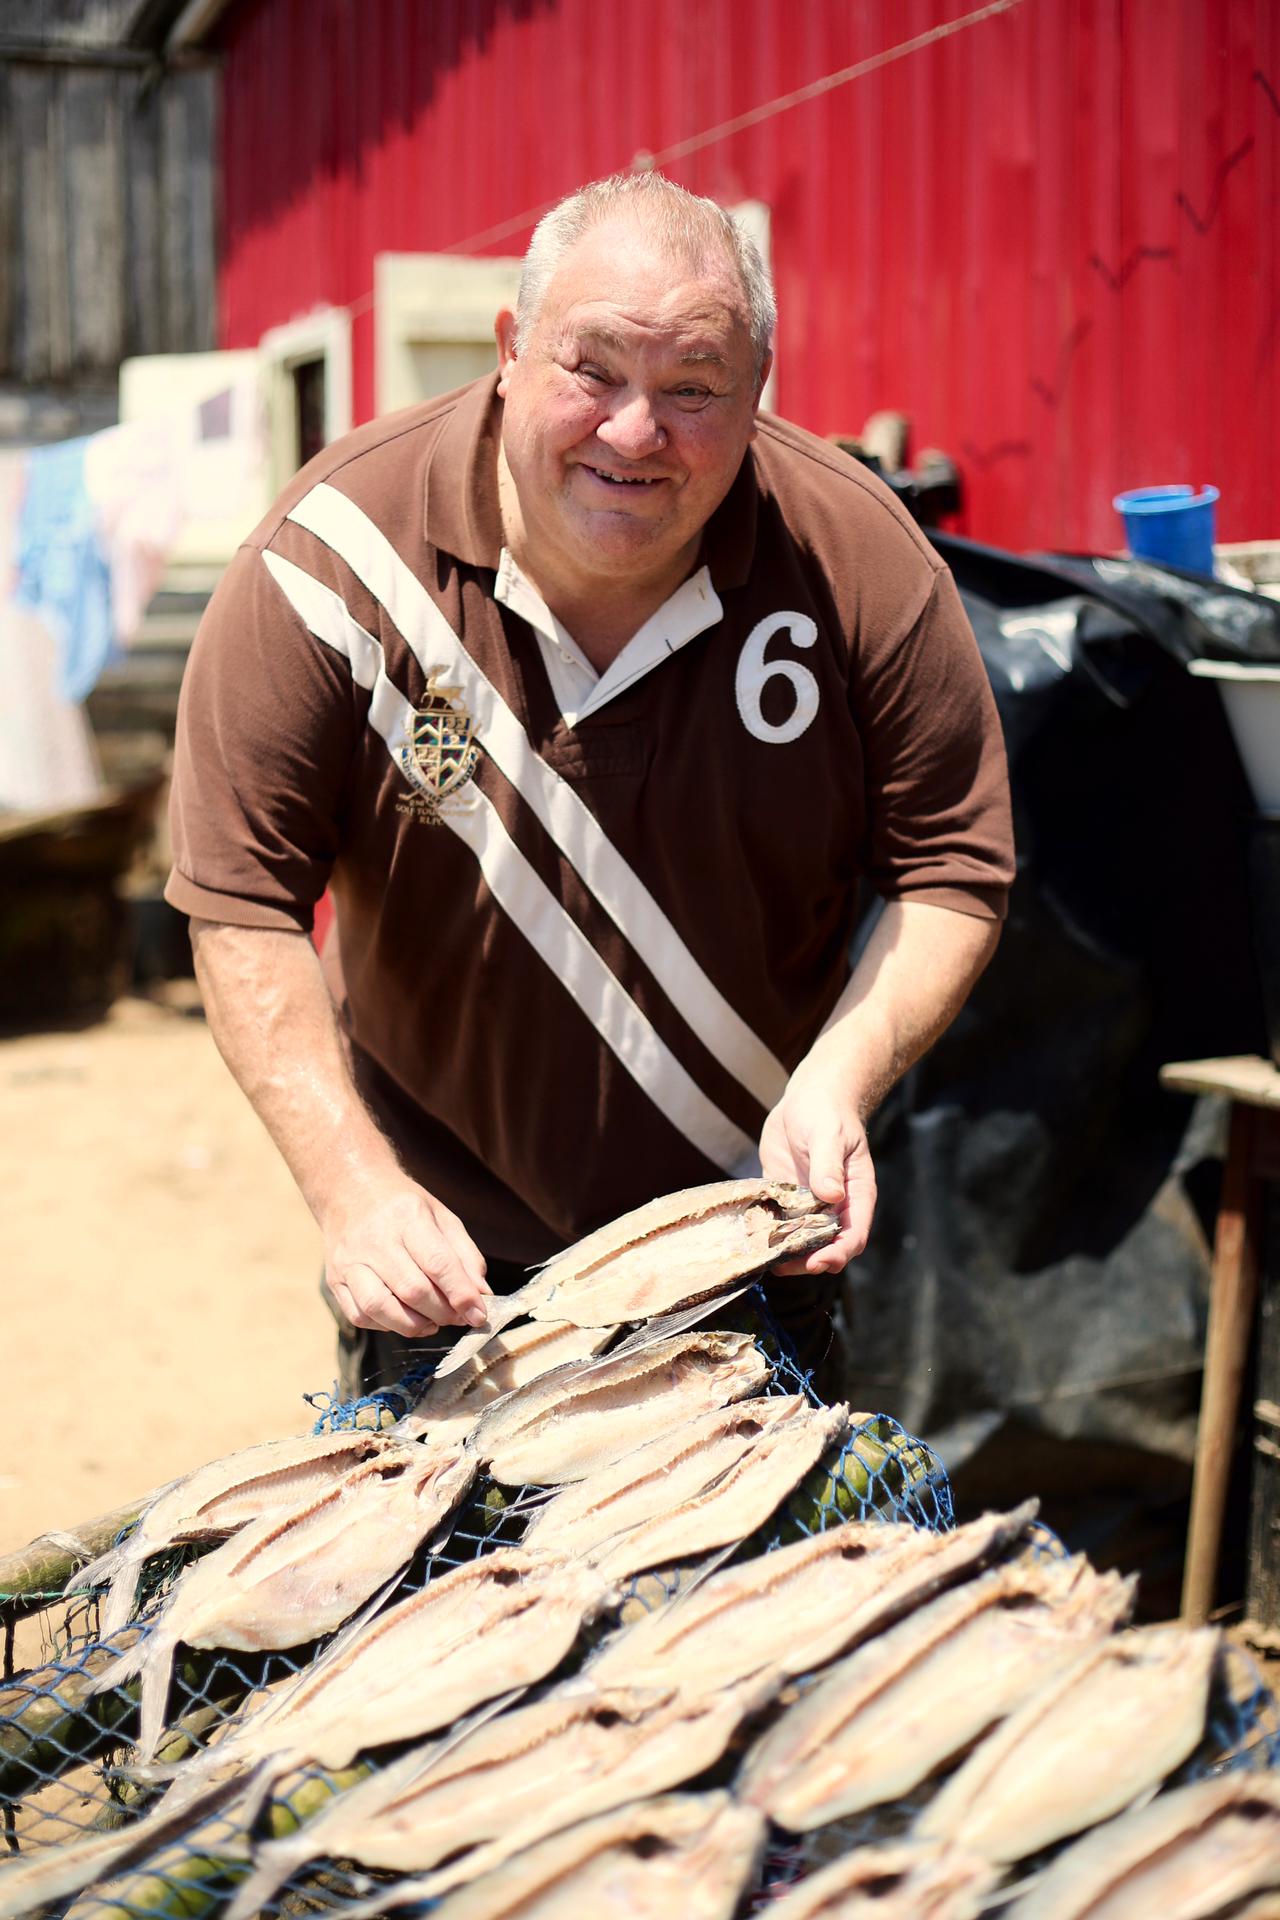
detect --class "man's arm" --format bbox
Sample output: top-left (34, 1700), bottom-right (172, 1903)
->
top-left (190, 920), bottom-right (492, 1335)
top-left (760, 899), bottom-right (1000, 1273)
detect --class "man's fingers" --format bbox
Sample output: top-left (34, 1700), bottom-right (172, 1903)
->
top-left (805, 1143), bottom-right (877, 1270)
top-left (804, 1132), bottom-right (850, 1208)
top-left (338, 1264), bottom-right (442, 1338)
top-left (401, 1218), bottom-right (491, 1328)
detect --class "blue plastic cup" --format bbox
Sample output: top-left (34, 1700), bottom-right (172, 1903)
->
top-left (1113, 484), bottom-right (1219, 576)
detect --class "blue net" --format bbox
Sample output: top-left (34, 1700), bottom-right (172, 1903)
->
top-left (1, 1283), bottom-right (1276, 1920)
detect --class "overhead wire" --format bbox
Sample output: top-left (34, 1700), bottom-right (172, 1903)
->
top-left (327, 0), bottom-right (1028, 320)
top-left (438, 0), bottom-right (1027, 257)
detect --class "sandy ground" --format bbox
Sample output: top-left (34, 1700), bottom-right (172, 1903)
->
top-left (1, 988), bottom-right (333, 1560)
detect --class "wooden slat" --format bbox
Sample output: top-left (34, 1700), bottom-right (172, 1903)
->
top-left (160, 74), bottom-right (193, 347)
top-left (10, 63), bottom-right (54, 381)
top-left (1246, 1182), bottom-right (1280, 1630)
top-left (65, 67), bottom-right (126, 371)
top-left (0, 68), bottom-right (16, 369)
top-left (44, 66), bottom-right (73, 377)
top-left (123, 67), bottom-right (164, 356)
top-left (0, 57), bottom-right (214, 382)
top-left (1182, 1103), bottom-right (1263, 1624)
top-left (1160, 1055), bottom-right (1280, 1113)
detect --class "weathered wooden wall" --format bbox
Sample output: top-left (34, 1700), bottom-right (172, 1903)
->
top-left (0, 50), bottom-right (216, 437)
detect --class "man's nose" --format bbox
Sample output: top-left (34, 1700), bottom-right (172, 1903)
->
top-left (597, 390), bottom-right (666, 458)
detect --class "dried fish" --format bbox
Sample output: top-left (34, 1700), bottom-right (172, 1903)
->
top-left (68, 1428), bottom-right (407, 1636)
top-left (763, 1840), bottom-right (997, 1917)
top-left (917, 1625), bottom-right (1221, 1863)
top-left (1007, 1772), bottom-right (1280, 1919)
top-left (437, 1178), bottom-right (838, 1365)
top-left (359, 1792), bottom-right (768, 1920)
top-left (214, 1547), bottom-right (617, 1778)
top-left (224, 1676), bottom-right (773, 1920)
top-left (403, 1321), bottom-right (617, 1443)
top-left (0, 1552), bottom-right (615, 1920)
top-left (473, 1332), bottom-right (771, 1486)
top-left (589, 1502), bottom-right (1040, 1697)
top-left (740, 1554), bottom-right (1135, 1828)
top-left (525, 1396), bottom-right (847, 1573)
top-left (92, 1440), bottom-right (475, 1760)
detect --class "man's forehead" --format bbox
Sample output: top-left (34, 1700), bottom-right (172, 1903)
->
top-left (539, 219), bottom-right (750, 337)
top-left (568, 319), bottom-right (735, 368)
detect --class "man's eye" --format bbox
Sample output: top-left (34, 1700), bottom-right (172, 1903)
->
top-left (577, 364), bottom-right (611, 385)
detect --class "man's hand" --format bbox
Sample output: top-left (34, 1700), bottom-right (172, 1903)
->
top-left (321, 1169), bottom-right (492, 1337)
top-left (757, 900), bottom-right (1001, 1280)
top-left (760, 1060), bottom-right (876, 1277)
top-left (190, 918), bottom-right (493, 1337)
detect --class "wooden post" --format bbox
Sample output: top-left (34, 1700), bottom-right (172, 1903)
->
top-left (1182, 1103), bottom-right (1262, 1624)
top-left (1245, 1129), bottom-right (1280, 1629)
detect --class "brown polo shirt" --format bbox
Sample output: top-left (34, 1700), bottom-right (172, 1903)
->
top-left (167, 374), bottom-right (1013, 1261)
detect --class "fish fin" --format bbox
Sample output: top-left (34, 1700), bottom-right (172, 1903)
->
top-left (606, 1287), bottom-right (754, 1355)
top-left (88, 1632), bottom-right (151, 1697)
top-left (135, 1631), bottom-right (178, 1763)
top-left (63, 1539), bottom-right (129, 1599)
top-left (98, 1567), bottom-right (146, 1638)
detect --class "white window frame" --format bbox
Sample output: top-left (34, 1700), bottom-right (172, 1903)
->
top-left (374, 252), bottom-right (522, 417)
top-left (259, 305), bottom-right (353, 491)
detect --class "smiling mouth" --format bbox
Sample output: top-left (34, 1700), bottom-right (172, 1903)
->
top-left (581, 463), bottom-right (664, 487)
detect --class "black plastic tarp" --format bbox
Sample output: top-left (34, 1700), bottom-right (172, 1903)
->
top-left (836, 537), bottom-right (1272, 1608)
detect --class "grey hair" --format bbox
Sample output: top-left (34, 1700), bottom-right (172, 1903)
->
top-left (515, 172), bottom-right (776, 378)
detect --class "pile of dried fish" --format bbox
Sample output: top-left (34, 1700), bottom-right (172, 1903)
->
top-left (2, 1175), bottom-right (1278, 1920)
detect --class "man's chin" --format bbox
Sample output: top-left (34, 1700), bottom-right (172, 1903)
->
top-left (569, 507), bottom-right (675, 565)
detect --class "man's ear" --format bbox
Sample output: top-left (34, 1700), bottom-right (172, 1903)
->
top-left (750, 349), bottom-right (774, 434)
top-left (495, 309), bottom-right (519, 395)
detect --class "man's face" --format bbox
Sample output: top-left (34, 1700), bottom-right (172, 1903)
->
top-left (496, 219), bottom-right (769, 590)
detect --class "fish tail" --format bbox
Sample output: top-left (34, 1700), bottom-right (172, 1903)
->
top-left (134, 1633), bottom-right (176, 1763)
top-left (88, 1632), bottom-right (150, 1697)
top-left (0, 1762), bottom-right (248, 1918)
top-left (66, 1544), bottom-right (143, 1637)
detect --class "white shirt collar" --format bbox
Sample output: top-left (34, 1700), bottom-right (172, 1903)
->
top-left (494, 548), bottom-right (723, 728)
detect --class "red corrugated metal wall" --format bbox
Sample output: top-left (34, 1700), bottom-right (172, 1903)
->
top-left (216, 0), bottom-right (1279, 552)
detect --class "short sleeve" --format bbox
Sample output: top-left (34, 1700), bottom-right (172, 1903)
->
top-left (852, 566), bottom-right (1015, 919)
top-left (165, 542), bottom-right (364, 932)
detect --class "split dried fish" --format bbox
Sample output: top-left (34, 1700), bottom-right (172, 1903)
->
top-left (1007, 1772), bottom-right (1280, 1920)
top-left (473, 1331), bottom-right (771, 1485)
top-left (92, 1439), bottom-right (475, 1760)
top-left (589, 1501), bottom-right (1040, 1697)
top-left (524, 1396), bottom-right (849, 1577)
top-left (404, 1320), bottom-right (617, 1444)
top-left (69, 1427), bottom-right (406, 1636)
top-left (363, 1792), bottom-right (768, 1920)
top-left (0, 1552), bottom-right (615, 1920)
top-left (436, 1178), bottom-right (838, 1367)
top-left (225, 1676), bottom-right (772, 1920)
top-left (917, 1624), bottom-right (1221, 1863)
top-left (211, 1547), bottom-right (617, 1778)
top-left (763, 1840), bottom-right (997, 1917)
top-left (740, 1553), bottom-right (1135, 1828)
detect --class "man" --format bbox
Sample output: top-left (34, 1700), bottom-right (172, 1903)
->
top-left (166, 172), bottom-right (1013, 1395)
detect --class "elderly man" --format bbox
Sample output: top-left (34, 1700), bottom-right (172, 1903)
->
top-left (166, 172), bottom-right (1013, 1395)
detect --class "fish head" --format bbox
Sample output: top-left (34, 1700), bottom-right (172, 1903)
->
top-left (759, 1185), bottom-right (841, 1262)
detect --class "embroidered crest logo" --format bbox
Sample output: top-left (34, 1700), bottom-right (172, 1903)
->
top-left (397, 667), bottom-right (480, 823)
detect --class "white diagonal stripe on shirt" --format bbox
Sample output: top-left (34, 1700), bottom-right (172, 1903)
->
top-left (286, 482), bottom-right (788, 1112)
top-left (261, 549), bottom-right (756, 1174)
